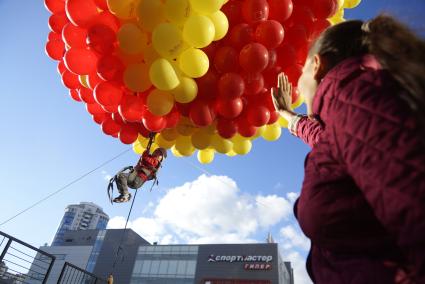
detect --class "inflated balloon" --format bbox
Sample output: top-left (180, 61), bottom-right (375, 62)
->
top-left (190, 0), bottom-right (224, 14)
top-left (149, 59), bottom-right (180, 90)
top-left (97, 55), bottom-right (124, 81)
top-left (147, 89), bottom-right (174, 116)
top-left (124, 63), bottom-right (152, 92)
top-left (232, 135), bottom-right (252, 155)
top-left (137, 0), bottom-right (166, 32)
top-left (217, 118), bottom-right (237, 138)
top-left (213, 46), bottom-right (239, 74)
top-left (343, 0), bottom-right (361, 8)
top-left (183, 15), bottom-right (215, 48)
top-left (64, 48), bottom-right (98, 75)
top-left (262, 123), bottom-right (281, 141)
top-left (239, 43), bottom-right (269, 74)
top-left (107, 0), bottom-right (138, 19)
top-left (208, 11), bottom-right (229, 41)
top-left (268, 0), bottom-right (293, 23)
top-left (176, 116), bottom-right (196, 136)
top-left (196, 71), bottom-right (218, 100)
top-left (218, 73), bottom-right (245, 99)
top-left (165, 108), bottom-right (181, 128)
top-left (228, 23), bottom-right (254, 49)
top-left (49, 12), bottom-right (69, 34)
top-left (197, 149), bottom-right (215, 164)
top-left (246, 105), bottom-right (270, 127)
top-left (241, 0), bottom-right (269, 23)
top-left (152, 23), bottom-right (184, 59)
top-left (175, 135), bottom-right (195, 156)
top-left (142, 110), bottom-right (167, 132)
top-left (45, 0), bottom-right (65, 14)
top-left (46, 40), bottom-right (65, 60)
top-left (212, 135), bottom-right (233, 154)
top-left (216, 97), bottom-right (243, 119)
top-left (118, 23), bottom-right (148, 54)
top-left (165, 0), bottom-right (192, 25)
top-left (189, 100), bottom-right (215, 127)
top-left (133, 140), bottom-right (146, 154)
top-left (62, 23), bottom-right (87, 48)
top-left (78, 87), bottom-right (96, 104)
top-left (102, 116), bottom-right (121, 135)
top-left (312, 0), bottom-right (338, 19)
top-left (179, 48), bottom-right (209, 78)
top-left (171, 76), bottom-right (198, 103)
top-left (156, 134), bottom-right (176, 149)
top-left (191, 129), bottom-right (212, 149)
top-left (65, 0), bottom-right (98, 27)
top-left (94, 81), bottom-right (123, 106)
top-left (61, 69), bottom-right (81, 89)
top-left (238, 119), bottom-right (257, 137)
top-left (255, 20), bottom-right (284, 49)
top-left (87, 24), bottom-right (116, 54)
top-left (119, 123), bottom-right (139, 144)
top-left (119, 94), bottom-right (145, 122)
top-left (243, 73), bottom-right (264, 96)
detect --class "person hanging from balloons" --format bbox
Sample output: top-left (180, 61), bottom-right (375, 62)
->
top-left (108, 133), bottom-right (167, 203)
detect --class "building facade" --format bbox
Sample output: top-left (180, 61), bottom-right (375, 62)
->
top-left (51, 202), bottom-right (109, 246)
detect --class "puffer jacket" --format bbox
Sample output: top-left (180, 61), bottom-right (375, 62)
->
top-left (294, 55), bottom-right (425, 283)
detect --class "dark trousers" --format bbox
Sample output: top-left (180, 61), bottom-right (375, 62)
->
top-left (116, 170), bottom-right (145, 195)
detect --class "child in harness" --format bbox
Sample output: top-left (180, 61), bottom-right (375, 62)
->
top-left (110, 147), bottom-right (167, 203)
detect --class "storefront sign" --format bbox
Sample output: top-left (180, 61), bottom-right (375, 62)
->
top-left (244, 263), bottom-right (272, 270)
top-left (208, 255), bottom-right (273, 263)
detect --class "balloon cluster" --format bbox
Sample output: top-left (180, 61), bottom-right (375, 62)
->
top-left (45, 0), bottom-right (361, 164)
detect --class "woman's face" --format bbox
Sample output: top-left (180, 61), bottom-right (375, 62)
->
top-left (297, 55), bottom-right (322, 115)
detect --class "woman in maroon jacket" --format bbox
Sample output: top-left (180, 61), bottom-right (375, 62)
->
top-left (272, 15), bottom-right (425, 283)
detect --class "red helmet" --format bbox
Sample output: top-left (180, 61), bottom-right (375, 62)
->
top-left (152, 148), bottom-right (167, 159)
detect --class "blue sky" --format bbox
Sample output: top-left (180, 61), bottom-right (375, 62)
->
top-left (0, 0), bottom-right (424, 283)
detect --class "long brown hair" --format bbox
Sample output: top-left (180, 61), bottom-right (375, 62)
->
top-left (310, 15), bottom-right (425, 140)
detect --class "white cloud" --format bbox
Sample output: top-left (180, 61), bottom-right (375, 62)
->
top-left (280, 225), bottom-right (310, 251)
top-left (279, 247), bottom-right (312, 284)
top-left (286, 192), bottom-right (299, 203)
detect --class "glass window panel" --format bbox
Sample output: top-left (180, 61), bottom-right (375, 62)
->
top-left (168, 260), bottom-right (178, 275)
top-left (132, 260), bottom-right (143, 274)
top-left (146, 246), bottom-right (154, 252)
top-left (180, 246), bottom-right (189, 253)
top-left (189, 246), bottom-right (198, 253)
top-left (185, 260), bottom-right (196, 275)
top-left (141, 260), bottom-right (151, 274)
top-left (138, 246), bottom-right (147, 253)
top-left (158, 260), bottom-right (168, 274)
top-left (150, 260), bottom-right (160, 274)
top-left (171, 245), bottom-right (180, 254)
top-left (177, 261), bottom-right (187, 275)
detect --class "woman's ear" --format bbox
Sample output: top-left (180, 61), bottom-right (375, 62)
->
top-left (313, 54), bottom-right (327, 81)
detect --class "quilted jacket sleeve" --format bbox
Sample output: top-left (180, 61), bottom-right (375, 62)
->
top-left (296, 117), bottom-right (324, 148)
top-left (330, 83), bottom-right (425, 282)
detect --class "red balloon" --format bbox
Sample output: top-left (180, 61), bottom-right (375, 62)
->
top-left (268, 0), bottom-right (293, 22)
top-left (284, 64), bottom-right (303, 85)
top-left (283, 24), bottom-right (308, 48)
top-left (242, 0), bottom-right (269, 23)
top-left (165, 108), bottom-right (181, 128)
top-left (237, 119), bottom-right (257, 137)
top-left (79, 87), bottom-right (96, 103)
top-left (94, 81), bottom-right (123, 106)
top-left (112, 112), bottom-right (124, 124)
top-left (86, 102), bottom-right (105, 115)
top-left (216, 97), bottom-right (244, 119)
top-left (48, 12), bottom-right (69, 33)
top-left (45, 0), bottom-right (65, 14)
top-left (311, 18), bottom-right (331, 41)
top-left (45, 40), bottom-right (65, 61)
top-left (255, 20), bottom-right (285, 49)
top-left (93, 113), bottom-right (108, 124)
top-left (48, 31), bottom-right (62, 41)
top-left (202, 41), bottom-right (218, 61)
top-left (57, 60), bottom-right (66, 74)
top-left (221, 0), bottom-right (243, 26)
top-left (268, 111), bottom-right (279, 124)
top-left (276, 44), bottom-right (297, 69)
top-left (197, 71), bottom-right (218, 100)
top-left (137, 123), bottom-right (151, 138)
top-left (61, 69), bottom-right (81, 89)
top-left (92, 11), bottom-right (120, 32)
top-left (119, 123), bottom-right (139, 144)
top-left (228, 23), bottom-right (254, 50)
top-left (65, 0), bottom-right (99, 27)
top-left (217, 118), bottom-right (238, 139)
top-left (64, 48), bottom-right (98, 75)
top-left (97, 55), bottom-right (125, 81)
top-left (266, 49), bottom-right (278, 71)
top-left (243, 73), bottom-right (264, 96)
top-left (246, 105), bottom-right (270, 127)
top-left (263, 65), bottom-right (282, 89)
top-left (62, 23), bottom-right (87, 48)
top-left (69, 89), bottom-right (82, 102)
top-left (218, 73), bottom-right (245, 99)
top-left (239, 43), bottom-right (269, 74)
top-left (94, 0), bottom-right (108, 10)
top-left (312, 0), bottom-right (338, 19)
top-left (287, 5), bottom-right (315, 37)
top-left (87, 71), bottom-right (104, 89)
top-left (102, 104), bottom-right (118, 113)
top-left (142, 111), bottom-right (167, 132)
top-left (87, 24), bottom-right (116, 54)
top-left (119, 94), bottom-right (145, 122)
top-left (175, 103), bottom-right (191, 116)
top-left (189, 100), bottom-right (215, 127)
top-left (102, 116), bottom-right (121, 136)
top-left (213, 46), bottom-right (239, 74)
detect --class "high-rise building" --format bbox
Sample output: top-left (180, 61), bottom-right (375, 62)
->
top-left (51, 202), bottom-right (109, 246)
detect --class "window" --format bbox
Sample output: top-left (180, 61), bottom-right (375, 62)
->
top-left (158, 260), bottom-right (168, 274)
top-left (141, 261), bottom-right (151, 274)
top-left (150, 260), bottom-right (160, 274)
top-left (185, 260), bottom-right (196, 275)
top-left (177, 261), bottom-right (186, 275)
top-left (167, 260), bottom-right (177, 275)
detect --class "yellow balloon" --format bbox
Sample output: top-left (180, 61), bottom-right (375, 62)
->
top-left (191, 130), bottom-right (212, 150)
top-left (107, 0), bottom-right (139, 19)
top-left (189, 0), bottom-right (224, 14)
top-left (329, 9), bottom-right (345, 25)
top-left (79, 75), bottom-right (89, 89)
top-left (177, 116), bottom-right (197, 136)
top-left (337, 0), bottom-right (345, 9)
top-left (278, 116), bottom-right (288, 128)
top-left (232, 135), bottom-right (252, 155)
top-left (197, 149), bottom-right (214, 164)
top-left (165, 0), bottom-right (192, 25)
top-left (117, 49), bottom-right (145, 65)
top-left (179, 48), bottom-right (209, 78)
top-left (118, 23), bottom-right (148, 54)
top-left (171, 76), bottom-right (198, 103)
top-left (147, 89), bottom-right (175, 116)
top-left (175, 135), bottom-right (195, 156)
top-left (137, 135), bottom-right (149, 147)
top-left (211, 135), bottom-right (233, 154)
top-left (171, 145), bottom-right (183, 157)
top-left (226, 150), bottom-right (237, 157)
top-left (262, 123), bottom-right (282, 141)
top-left (152, 23), bottom-right (184, 59)
top-left (156, 134), bottom-right (175, 149)
top-left (183, 15), bottom-right (215, 48)
top-left (252, 125), bottom-right (266, 139)
top-left (291, 94), bottom-right (304, 109)
top-left (161, 128), bottom-right (179, 141)
top-left (143, 45), bottom-right (160, 66)
top-left (343, 0), bottom-right (361, 9)
top-left (124, 63), bottom-right (152, 92)
top-left (137, 0), bottom-right (165, 32)
top-left (133, 141), bottom-right (146, 154)
top-left (208, 11), bottom-right (229, 41)
top-left (149, 58), bottom-right (180, 91)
